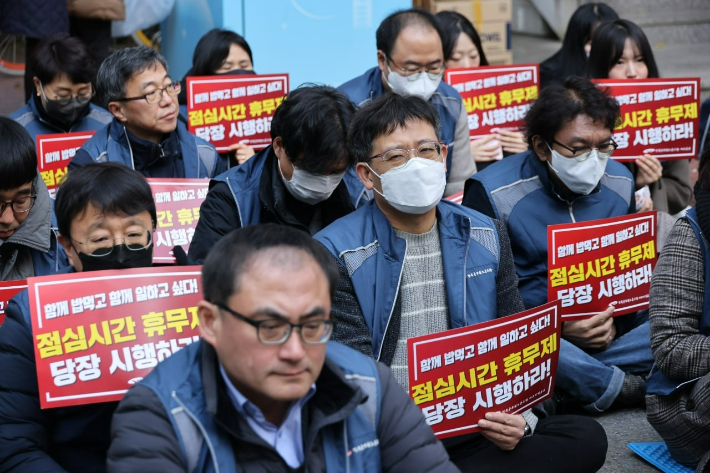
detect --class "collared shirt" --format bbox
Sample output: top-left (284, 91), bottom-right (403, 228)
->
top-left (219, 363), bottom-right (316, 468)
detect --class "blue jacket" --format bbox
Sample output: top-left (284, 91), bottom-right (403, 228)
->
top-left (0, 0), bottom-right (68, 38)
top-left (0, 273), bottom-right (118, 473)
top-left (70, 118), bottom-right (223, 178)
top-left (338, 67), bottom-right (462, 177)
top-left (315, 199), bottom-right (501, 361)
top-left (464, 150), bottom-right (635, 309)
top-left (646, 207), bottom-right (710, 395)
top-left (131, 341), bottom-right (382, 472)
top-left (10, 97), bottom-right (113, 140)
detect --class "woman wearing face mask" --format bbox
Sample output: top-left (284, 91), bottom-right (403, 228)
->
top-left (589, 20), bottom-right (692, 215)
top-left (178, 28), bottom-right (256, 166)
top-left (437, 10), bottom-right (529, 171)
top-left (9, 34), bottom-right (113, 140)
top-left (540, 3), bottom-right (618, 90)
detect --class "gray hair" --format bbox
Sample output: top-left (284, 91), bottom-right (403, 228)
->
top-left (96, 46), bottom-right (168, 108)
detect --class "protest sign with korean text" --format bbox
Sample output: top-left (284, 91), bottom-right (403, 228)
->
top-left (186, 74), bottom-right (289, 151)
top-left (0, 280), bottom-right (27, 326)
top-left (548, 211), bottom-right (657, 319)
top-left (148, 179), bottom-right (209, 264)
top-left (593, 78), bottom-right (700, 160)
top-left (36, 132), bottom-right (94, 197)
top-left (408, 300), bottom-right (561, 439)
top-left (29, 266), bottom-right (203, 408)
top-left (444, 64), bottom-right (539, 140)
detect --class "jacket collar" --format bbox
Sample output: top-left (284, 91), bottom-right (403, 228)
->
top-left (108, 120), bottom-right (183, 175)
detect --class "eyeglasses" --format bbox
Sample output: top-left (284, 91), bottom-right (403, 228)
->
top-left (40, 83), bottom-right (94, 106)
top-left (387, 56), bottom-right (444, 80)
top-left (71, 229), bottom-right (152, 257)
top-left (549, 139), bottom-right (618, 162)
top-left (115, 82), bottom-right (181, 105)
top-left (216, 303), bottom-right (335, 345)
top-left (0, 194), bottom-right (36, 215)
top-left (368, 141), bottom-right (445, 169)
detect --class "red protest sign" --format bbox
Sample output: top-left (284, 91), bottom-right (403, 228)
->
top-left (444, 191), bottom-right (464, 204)
top-left (445, 64), bottom-right (539, 140)
top-left (0, 280), bottom-right (27, 326)
top-left (186, 74), bottom-right (289, 152)
top-left (148, 179), bottom-right (209, 264)
top-left (36, 132), bottom-right (94, 197)
top-left (593, 78), bottom-right (700, 160)
top-left (407, 300), bottom-right (561, 439)
top-left (29, 266), bottom-right (202, 408)
top-left (548, 211), bottom-right (658, 320)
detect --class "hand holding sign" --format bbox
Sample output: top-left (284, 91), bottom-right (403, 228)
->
top-left (634, 154), bottom-right (664, 188)
top-left (561, 305), bottom-right (616, 350)
top-left (478, 411), bottom-right (527, 450)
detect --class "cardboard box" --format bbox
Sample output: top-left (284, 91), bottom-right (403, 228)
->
top-left (477, 21), bottom-right (511, 52)
top-left (414, 0), bottom-right (512, 24)
top-left (484, 50), bottom-right (513, 65)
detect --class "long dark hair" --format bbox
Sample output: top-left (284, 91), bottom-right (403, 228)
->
top-left (436, 11), bottom-right (488, 66)
top-left (190, 29), bottom-right (253, 77)
top-left (540, 3), bottom-right (618, 87)
top-left (587, 19), bottom-right (660, 79)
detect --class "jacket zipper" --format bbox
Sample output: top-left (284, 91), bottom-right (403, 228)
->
top-left (377, 240), bottom-right (407, 362)
top-left (171, 391), bottom-right (220, 473)
top-left (568, 202), bottom-right (576, 223)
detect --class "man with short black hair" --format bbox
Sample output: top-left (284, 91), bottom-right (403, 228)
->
top-left (0, 117), bottom-right (68, 281)
top-left (463, 77), bottom-right (652, 412)
top-left (188, 85), bottom-right (363, 264)
top-left (70, 46), bottom-right (226, 178)
top-left (315, 93), bottom-right (608, 471)
top-left (107, 223), bottom-right (457, 472)
top-left (0, 163), bottom-right (157, 472)
top-left (339, 8), bottom-right (476, 196)
top-left (10, 34), bottom-right (112, 139)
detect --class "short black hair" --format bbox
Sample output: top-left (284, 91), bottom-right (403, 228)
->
top-left (55, 163), bottom-right (156, 240)
top-left (376, 8), bottom-right (445, 58)
top-left (190, 28), bottom-right (253, 76)
top-left (29, 34), bottom-right (99, 85)
top-left (201, 223), bottom-right (339, 306)
top-left (96, 46), bottom-right (169, 108)
top-left (436, 10), bottom-right (488, 66)
top-left (348, 93), bottom-right (441, 163)
top-left (270, 85), bottom-right (355, 173)
top-left (588, 19), bottom-right (660, 79)
top-left (541, 3), bottom-right (618, 82)
top-left (0, 116), bottom-right (37, 191)
top-left (524, 76), bottom-right (620, 145)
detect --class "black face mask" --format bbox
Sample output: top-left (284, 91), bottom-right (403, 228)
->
top-left (77, 244), bottom-right (153, 272)
top-left (40, 84), bottom-right (92, 127)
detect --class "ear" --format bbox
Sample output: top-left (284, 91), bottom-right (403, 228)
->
top-left (58, 234), bottom-right (81, 270)
top-left (441, 143), bottom-right (449, 173)
top-left (108, 101), bottom-right (128, 123)
top-left (272, 137), bottom-right (293, 180)
top-left (197, 300), bottom-right (220, 345)
top-left (531, 135), bottom-right (550, 163)
top-left (33, 77), bottom-right (42, 97)
top-left (356, 162), bottom-right (376, 190)
top-left (377, 50), bottom-right (387, 74)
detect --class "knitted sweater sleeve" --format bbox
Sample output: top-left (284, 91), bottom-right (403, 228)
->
top-left (493, 219), bottom-right (526, 317)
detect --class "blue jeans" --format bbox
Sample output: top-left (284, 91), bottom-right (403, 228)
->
top-left (555, 311), bottom-right (653, 412)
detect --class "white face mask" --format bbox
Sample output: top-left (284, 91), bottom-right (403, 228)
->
top-left (278, 159), bottom-right (344, 205)
top-left (383, 62), bottom-right (443, 101)
top-left (546, 144), bottom-right (608, 195)
top-left (368, 157), bottom-right (446, 214)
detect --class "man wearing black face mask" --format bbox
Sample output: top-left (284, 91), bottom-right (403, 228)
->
top-left (0, 163), bottom-right (156, 472)
top-left (10, 34), bottom-right (113, 140)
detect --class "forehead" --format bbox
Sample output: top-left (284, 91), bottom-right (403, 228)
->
top-left (556, 114), bottom-right (611, 140)
top-left (125, 62), bottom-right (169, 91)
top-left (70, 204), bottom-right (152, 235)
top-left (454, 32), bottom-right (477, 52)
top-left (373, 119), bottom-right (438, 149)
top-left (391, 25), bottom-right (443, 60)
top-left (0, 182), bottom-right (32, 201)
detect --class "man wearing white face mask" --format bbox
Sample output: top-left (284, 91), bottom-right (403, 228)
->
top-left (339, 8), bottom-right (476, 197)
top-left (315, 94), bottom-right (609, 472)
top-left (188, 85), bottom-right (361, 264)
top-left (463, 77), bottom-right (653, 413)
